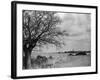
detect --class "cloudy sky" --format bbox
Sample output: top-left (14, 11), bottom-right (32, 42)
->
top-left (41, 12), bottom-right (91, 52)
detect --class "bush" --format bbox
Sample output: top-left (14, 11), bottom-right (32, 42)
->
top-left (48, 56), bottom-right (53, 59)
top-left (76, 52), bottom-right (86, 55)
top-left (31, 55), bottom-right (48, 68)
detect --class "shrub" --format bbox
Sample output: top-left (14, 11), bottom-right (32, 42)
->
top-left (31, 55), bottom-right (48, 68)
top-left (48, 56), bottom-right (53, 59)
top-left (77, 52), bottom-right (86, 55)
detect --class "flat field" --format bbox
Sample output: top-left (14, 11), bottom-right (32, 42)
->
top-left (31, 52), bottom-right (91, 69)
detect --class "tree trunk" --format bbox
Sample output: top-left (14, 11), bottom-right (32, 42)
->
top-left (23, 40), bottom-right (37, 69)
top-left (24, 50), bottom-right (32, 69)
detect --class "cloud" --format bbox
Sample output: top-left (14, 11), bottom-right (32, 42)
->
top-left (57, 13), bottom-right (91, 35)
top-left (56, 12), bottom-right (91, 51)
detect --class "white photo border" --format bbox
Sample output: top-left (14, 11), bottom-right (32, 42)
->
top-left (11, 1), bottom-right (98, 79)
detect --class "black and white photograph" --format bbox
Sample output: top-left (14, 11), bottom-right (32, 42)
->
top-left (11, 1), bottom-right (97, 79)
top-left (23, 10), bottom-right (91, 69)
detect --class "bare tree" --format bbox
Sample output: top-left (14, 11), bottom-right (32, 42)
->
top-left (23, 10), bottom-right (67, 69)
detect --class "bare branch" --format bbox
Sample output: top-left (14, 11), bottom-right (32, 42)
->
top-left (23, 10), bottom-right (67, 50)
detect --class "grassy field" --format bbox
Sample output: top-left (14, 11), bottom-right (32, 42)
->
top-left (31, 52), bottom-right (91, 69)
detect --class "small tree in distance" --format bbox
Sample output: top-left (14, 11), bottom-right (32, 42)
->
top-left (23, 10), bottom-right (68, 69)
